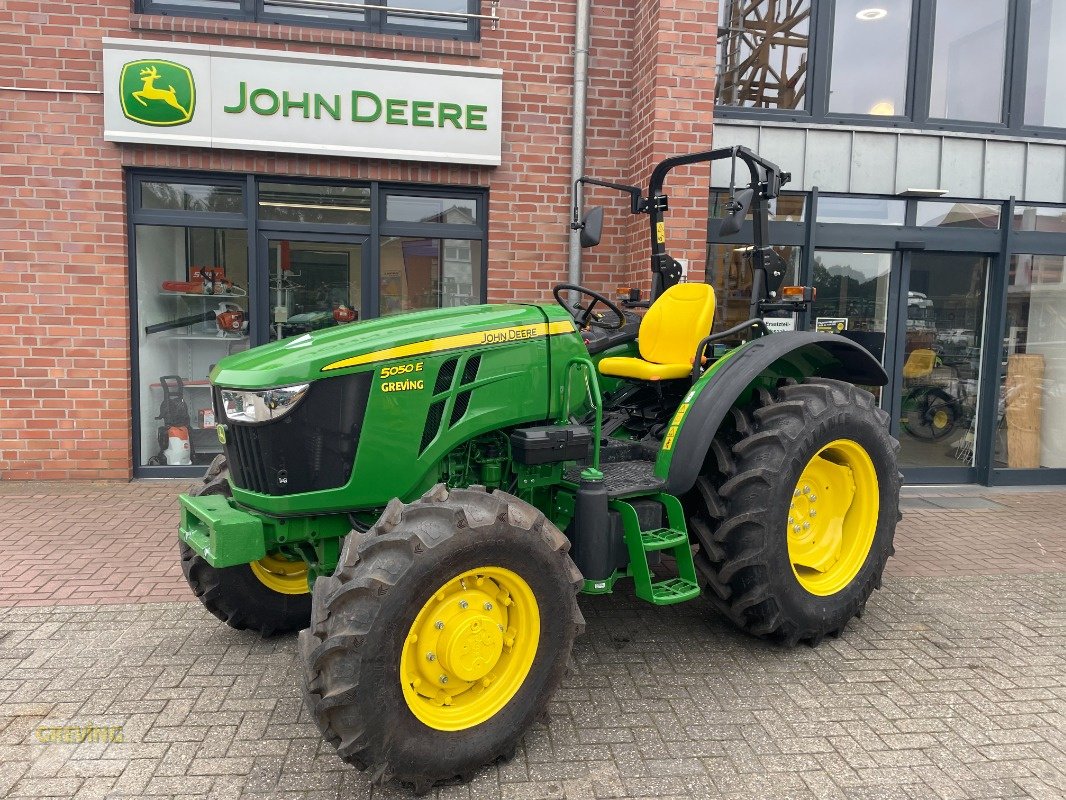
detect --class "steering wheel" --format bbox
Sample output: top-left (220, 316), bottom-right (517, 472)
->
top-left (552, 283), bottom-right (626, 331)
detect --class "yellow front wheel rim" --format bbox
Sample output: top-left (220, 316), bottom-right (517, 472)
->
top-left (400, 566), bottom-right (540, 731)
top-left (786, 439), bottom-right (879, 596)
top-left (249, 553), bottom-right (310, 595)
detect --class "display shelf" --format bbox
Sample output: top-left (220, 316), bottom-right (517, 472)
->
top-left (165, 333), bottom-right (248, 341)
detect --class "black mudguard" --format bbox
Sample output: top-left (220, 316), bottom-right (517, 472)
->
top-left (664, 332), bottom-right (888, 496)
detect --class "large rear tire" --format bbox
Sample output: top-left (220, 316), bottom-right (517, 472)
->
top-left (180, 457), bottom-right (312, 636)
top-left (300, 484), bottom-right (583, 793)
top-left (684, 378), bottom-right (900, 646)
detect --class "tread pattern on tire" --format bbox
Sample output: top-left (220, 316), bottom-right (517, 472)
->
top-left (300, 483), bottom-right (584, 792)
top-left (685, 378), bottom-right (902, 647)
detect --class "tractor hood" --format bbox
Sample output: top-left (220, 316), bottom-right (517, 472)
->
top-left (211, 304), bottom-right (561, 389)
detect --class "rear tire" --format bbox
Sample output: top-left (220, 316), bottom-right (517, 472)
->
top-left (180, 458), bottom-right (311, 636)
top-left (684, 378), bottom-right (900, 646)
top-left (300, 484), bottom-right (584, 792)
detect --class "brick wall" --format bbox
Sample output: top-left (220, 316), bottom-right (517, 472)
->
top-left (0, 0), bottom-right (717, 479)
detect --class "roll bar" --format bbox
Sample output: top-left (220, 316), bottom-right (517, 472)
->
top-left (572, 146), bottom-right (791, 307)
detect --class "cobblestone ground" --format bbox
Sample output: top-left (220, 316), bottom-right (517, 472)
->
top-left (0, 483), bottom-right (1064, 799)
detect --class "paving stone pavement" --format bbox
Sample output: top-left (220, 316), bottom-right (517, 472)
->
top-left (1, 573), bottom-right (1063, 800)
top-left (1, 480), bottom-right (1064, 799)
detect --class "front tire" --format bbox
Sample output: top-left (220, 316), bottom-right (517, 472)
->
top-left (180, 458), bottom-right (312, 636)
top-left (300, 485), bottom-right (584, 792)
top-left (685, 378), bottom-right (900, 646)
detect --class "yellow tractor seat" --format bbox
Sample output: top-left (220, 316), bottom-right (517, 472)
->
top-left (902, 348), bottom-right (937, 379)
top-left (598, 283), bottom-right (716, 381)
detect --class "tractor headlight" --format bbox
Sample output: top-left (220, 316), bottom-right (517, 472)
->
top-left (220, 384), bottom-right (310, 424)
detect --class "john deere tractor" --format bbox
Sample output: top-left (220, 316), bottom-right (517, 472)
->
top-left (178, 146), bottom-right (899, 792)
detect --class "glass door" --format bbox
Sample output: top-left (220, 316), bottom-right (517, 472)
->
top-left (811, 250), bottom-right (896, 401)
top-left (260, 234), bottom-right (369, 343)
top-left (894, 252), bottom-right (991, 477)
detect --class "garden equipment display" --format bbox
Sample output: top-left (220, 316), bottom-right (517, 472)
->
top-left (177, 146), bottom-right (900, 792)
top-left (147, 375), bottom-right (194, 466)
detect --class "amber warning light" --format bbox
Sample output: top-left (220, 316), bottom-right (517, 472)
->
top-left (782, 286), bottom-right (816, 302)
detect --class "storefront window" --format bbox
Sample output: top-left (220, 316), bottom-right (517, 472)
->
top-left (258, 183), bottom-right (371, 226)
top-left (266, 239), bottom-right (365, 341)
top-left (135, 224), bottom-right (250, 468)
top-left (386, 194), bottom-right (478, 224)
top-left (994, 254), bottom-right (1066, 469)
top-left (380, 237), bottom-right (482, 314)
top-left (386, 0), bottom-right (469, 31)
top-left (141, 181), bottom-right (243, 214)
top-left (817, 196), bottom-right (906, 225)
top-left (916, 201), bottom-right (1001, 229)
top-left (716, 0), bottom-right (810, 110)
top-left (710, 191), bottom-right (806, 223)
top-left (928, 0), bottom-right (1008, 123)
top-left (1012, 204), bottom-right (1066, 233)
top-left (898, 253), bottom-right (989, 468)
top-left (1024, 0), bottom-right (1066, 128)
top-left (829, 0), bottom-right (912, 116)
top-left (706, 243), bottom-right (802, 332)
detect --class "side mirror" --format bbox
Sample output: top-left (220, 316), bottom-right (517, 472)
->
top-left (717, 188), bottom-right (754, 237)
top-left (579, 206), bottom-right (604, 248)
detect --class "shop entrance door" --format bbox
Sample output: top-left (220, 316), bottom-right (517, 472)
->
top-left (890, 251), bottom-right (992, 482)
top-left (257, 233), bottom-right (370, 344)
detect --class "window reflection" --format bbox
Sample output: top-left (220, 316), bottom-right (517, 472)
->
top-left (915, 201), bottom-right (1001, 229)
top-left (928, 0), bottom-right (1008, 122)
top-left (1012, 205), bottom-right (1066, 233)
top-left (380, 237), bottom-right (481, 315)
top-left (817, 196), bottom-right (906, 225)
top-left (706, 243), bottom-right (802, 332)
top-left (995, 254), bottom-right (1066, 469)
top-left (829, 0), bottom-right (911, 116)
top-left (716, 0), bottom-right (810, 109)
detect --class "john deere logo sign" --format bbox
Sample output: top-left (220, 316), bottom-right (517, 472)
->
top-left (119, 59), bottom-right (195, 127)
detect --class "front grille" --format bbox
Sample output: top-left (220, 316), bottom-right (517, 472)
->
top-left (216, 372), bottom-right (373, 496)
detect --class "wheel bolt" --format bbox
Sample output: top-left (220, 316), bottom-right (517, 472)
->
top-left (809, 494), bottom-right (817, 502)
top-left (439, 675), bottom-right (448, 684)
top-left (498, 624), bottom-right (504, 632)
top-left (434, 620), bottom-right (444, 630)
top-left (484, 602), bottom-right (493, 611)
top-left (794, 489), bottom-right (801, 497)
top-left (459, 600), bottom-right (469, 610)
top-left (788, 517), bottom-right (794, 525)
top-left (426, 652), bottom-right (436, 662)
top-left (793, 525), bottom-right (802, 533)
top-left (810, 510), bottom-right (817, 517)
top-left (803, 522), bottom-right (811, 530)
top-left (803, 485), bottom-right (811, 494)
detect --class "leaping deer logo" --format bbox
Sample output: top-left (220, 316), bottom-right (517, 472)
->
top-left (118, 59), bottom-right (195, 127)
top-left (133, 65), bottom-right (189, 116)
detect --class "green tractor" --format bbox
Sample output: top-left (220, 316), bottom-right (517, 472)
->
top-left (178, 146), bottom-right (899, 792)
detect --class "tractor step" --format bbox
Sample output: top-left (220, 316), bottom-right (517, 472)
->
top-left (611, 494), bottom-right (701, 607)
top-left (565, 459), bottom-right (664, 498)
top-left (648, 577), bottom-right (701, 605)
top-left (639, 527), bottom-right (689, 551)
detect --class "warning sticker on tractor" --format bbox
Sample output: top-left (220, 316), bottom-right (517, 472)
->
top-left (656, 222), bottom-right (666, 244)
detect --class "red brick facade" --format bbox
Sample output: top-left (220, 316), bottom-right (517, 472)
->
top-left (0, 0), bottom-right (717, 479)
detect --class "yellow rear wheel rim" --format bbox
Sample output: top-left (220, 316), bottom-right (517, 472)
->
top-left (786, 439), bottom-right (879, 596)
top-left (400, 566), bottom-right (540, 731)
top-left (249, 553), bottom-right (309, 595)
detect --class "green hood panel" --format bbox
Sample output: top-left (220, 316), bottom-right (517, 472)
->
top-left (211, 304), bottom-right (555, 388)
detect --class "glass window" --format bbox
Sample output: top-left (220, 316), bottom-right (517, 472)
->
top-left (706, 243), bottom-right (802, 332)
top-left (258, 183), bottom-right (371, 226)
top-left (829, 1), bottom-right (912, 116)
top-left (716, 0), bottom-right (811, 109)
top-left (1012, 204), bottom-right (1066, 232)
top-left (817, 196), bottom-right (905, 225)
top-left (915, 201), bottom-right (1001, 229)
top-left (995, 254), bottom-right (1066, 469)
top-left (135, 225), bottom-right (250, 468)
top-left (386, 0), bottom-right (469, 31)
top-left (264, 0), bottom-right (366, 24)
top-left (141, 181), bottom-right (243, 214)
top-left (898, 253), bottom-right (989, 468)
top-left (385, 194), bottom-right (479, 225)
top-left (380, 237), bottom-right (481, 315)
top-left (266, 239), bottom-right (364, 341)
top-left (709, 191), bottom-right (806, 223)
top-left (1025, 0), bottom-right (1066, 128)
top-left (928, 0), bottom-right (1008, 123)
top-left (811, 250), bottom-right (892, 391)
top-left (138, 0), bottom-right (476, 38)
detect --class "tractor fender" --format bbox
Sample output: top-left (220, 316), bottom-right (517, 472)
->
top-left (661, 332), bottom-right (888, 496)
